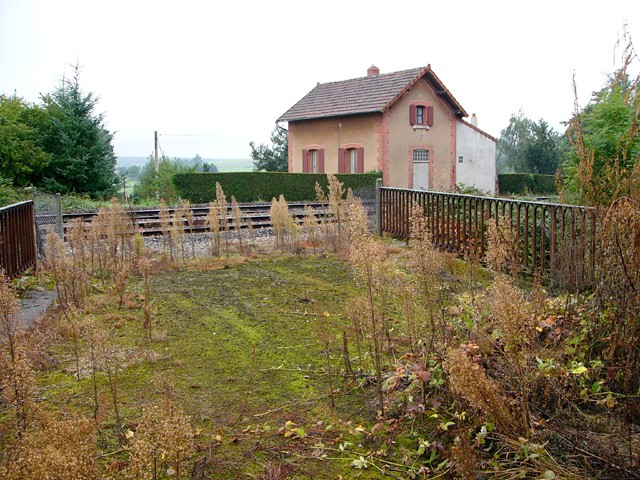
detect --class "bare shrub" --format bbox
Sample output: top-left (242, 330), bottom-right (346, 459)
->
top-left (0, 343), bottom-right (35, 435)
top-left (450, 431), bottom-right (478, 480)
top-left (0, 270), bottom-right (22, 362)
top-left (302, 204), bottom-right (319, 251)
top-left (139, 253), bottom-right (154, 341)
top-left (408, 203), bottom-right (447, 354)
top-left (206, 200), bottom-right (221, 257)
top-left (346, 197), bottom-right (392, 414)
top-left (158, 200), bottom-right (172, 257)
top-left (485, 215), bottom-right (519, 277)
top-left (216, 182), bottom-right (229, 257)
top-left (231, 196), bottom-right (244, 254)
top-left (125, 380), bottom-right (194, 479)
top-left (483, 276), bottom-right (536, 432)
top-left (270, 194), bottom-right (296, 252)
top-left (596, 197), bottom-right (640, 392)
top-left (0, 413), bottom-right (98, 480)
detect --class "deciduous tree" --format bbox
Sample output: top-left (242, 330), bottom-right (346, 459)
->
top-left (0, 94), bottom-right (50, 186)
top-left (497, 112), bottom-right (564, 174)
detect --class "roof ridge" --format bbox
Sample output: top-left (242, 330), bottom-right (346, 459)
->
top-left (316, 66), bottom-right (426, 87)
top-left (276, 64), bottom-right (467, 123)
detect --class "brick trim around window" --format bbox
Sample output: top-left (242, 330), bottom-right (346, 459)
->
top-left (339, 143), bottom-right (364, 173)
top-left (410, 102), bottom-right (434, 127)
top-left (302, 145), bottom-right (324, 173)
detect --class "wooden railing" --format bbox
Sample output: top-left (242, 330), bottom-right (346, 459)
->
top-left (0, 201), bottom-right (37, 279)
top-left (379, 188), bottom-right (599, 289)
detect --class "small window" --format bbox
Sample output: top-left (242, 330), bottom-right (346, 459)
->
top-left (410, 104), bottom-right (434, 127)
top-left (413, 149), bottom-right (430, 163)
top-left (303, 147), bottom-right (324, 173)
top-left (338, 147), bottom-right (364, 173)
top-left (458, 155), bottom-right (464, 163)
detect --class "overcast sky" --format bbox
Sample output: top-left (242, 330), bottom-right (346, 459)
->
top-left (1, 1), bottom-right (637, 160)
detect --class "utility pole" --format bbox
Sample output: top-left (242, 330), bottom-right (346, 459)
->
top-left (154, 131), bottom-right (159, 173)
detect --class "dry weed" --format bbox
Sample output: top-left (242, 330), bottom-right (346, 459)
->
top-left (485, 215), bottom-right (519, 277)
top-left (206, 200), bottom-right (221, 257)
top-left (0, 342), bottom-right (35, 435)
top-left (125, 379), bottom-right (194, 479)
top-left (231, 196), bottom-right (244, 254)
top-left (0, 413), bottom-right (98, 480)
top-left (445, 347), bottom-right (523, 437)
top-left (216, 182), bottom-right (230, 257)
top-left (597, 197), bottom-right (640, 392)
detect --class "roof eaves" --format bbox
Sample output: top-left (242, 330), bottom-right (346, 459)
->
top-left (279, 109), bottom-right (382, 123)
top-left (459, 119), bottom-right (497, 142)
top-left (425, 68), bottom-right (468, 117)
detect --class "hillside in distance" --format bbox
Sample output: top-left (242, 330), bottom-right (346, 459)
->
top-left (116, 156), bottom-right (253, 172)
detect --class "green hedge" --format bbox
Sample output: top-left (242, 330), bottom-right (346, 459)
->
top-left (498, 173), bottom-right (557, 195)
top-left (172, 172), bottom-right (381, 203)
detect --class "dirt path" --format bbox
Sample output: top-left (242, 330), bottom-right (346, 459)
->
top-left (19, 289), bottom-right (57, 327)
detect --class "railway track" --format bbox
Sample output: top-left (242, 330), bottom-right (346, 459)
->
top-left (44, 202), bottom-right (331, 237)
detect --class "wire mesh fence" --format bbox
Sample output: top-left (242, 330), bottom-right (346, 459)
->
top-left (31, 189), bottom-right (63, 258)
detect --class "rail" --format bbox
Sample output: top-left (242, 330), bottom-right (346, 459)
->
top-left (0, 201), bottom-right (37, 279)
top-left (47, 202), bottom-right (330, 237)
top-left (379, 188), bottom-right (599, 288)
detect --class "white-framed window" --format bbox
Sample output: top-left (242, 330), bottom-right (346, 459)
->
top-left (458, 155), bottom-right (464, 163)
top-left (413, 149), bottom-right (430, 163)
top-left (310, 149), bottom-right (318, 173)
top-left (347, 148), bottom-right (357, 173)
top-left (416, 106), bottom-right (425, 125)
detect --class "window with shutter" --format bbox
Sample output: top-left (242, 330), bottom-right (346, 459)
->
top-left (410, 103), bottom-right (433, 129)
top-left (356, 146), bottom-right (364, 173)
top-left (338, 148), bottom-right (346, 174)
top-left (303, 147), bottom-right (324, 173)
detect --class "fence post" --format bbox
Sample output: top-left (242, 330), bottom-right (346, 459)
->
top-left (55, 193), bottom-right (63, 238)
top-left (375, 178), bottom-right (382, 236)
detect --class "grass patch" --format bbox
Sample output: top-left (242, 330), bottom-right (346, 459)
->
top-left (36, 256), bottom-right (381, 478)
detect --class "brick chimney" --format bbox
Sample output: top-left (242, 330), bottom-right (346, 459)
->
top-left (367, 65), bottom-right (380, 77)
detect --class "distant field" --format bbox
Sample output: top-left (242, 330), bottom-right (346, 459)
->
top-left (212, 158), bottom-right (253, 172)
top-left (116, 156), bottom-right (253, 172)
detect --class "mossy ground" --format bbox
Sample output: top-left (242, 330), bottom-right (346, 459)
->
top-left (35, 255), bottom-right (392, 478)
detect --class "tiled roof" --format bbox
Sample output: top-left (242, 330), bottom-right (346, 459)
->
top-left (277, 65), bottom-right (467, 122)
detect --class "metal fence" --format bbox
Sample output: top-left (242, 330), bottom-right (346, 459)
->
top-left (0, 201), bottom-right (37, 279)
top-left (379, 187), bottom-right (599, 289)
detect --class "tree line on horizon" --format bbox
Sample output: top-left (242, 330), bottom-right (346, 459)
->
top-left (2, 36), bottom-right (638, 208)
top-left (0, 65), bottom-right (118, 199)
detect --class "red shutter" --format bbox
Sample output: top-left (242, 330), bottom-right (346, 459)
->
top-left (318, 148), bottom-right (325, 173)
top-left (302, 149), bottom-right (309, 172)
top-left (356, 147), bottom-right (364, 173)
top-left (409, 104), bottom-right (417, 125)
top-left (426, 106), bottom-right (434, 127)
top-left (338, 148), bottom-right (346, 174)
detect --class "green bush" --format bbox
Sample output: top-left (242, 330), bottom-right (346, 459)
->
top-left (0, 178), bottom-right (24, 207)
top-left (498, 173), bottom-right (556, 195)
top-left (171, 172), bottom-right (381, 203)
